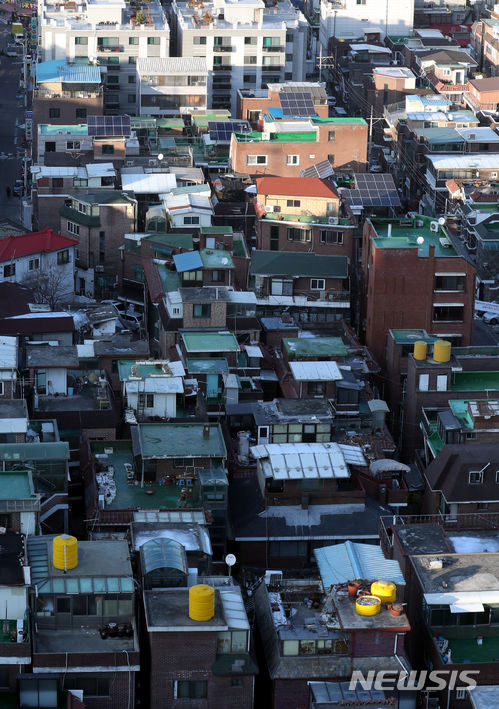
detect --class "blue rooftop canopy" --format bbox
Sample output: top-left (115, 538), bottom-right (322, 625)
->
top-left (173, 250), bottom-right (203, 273)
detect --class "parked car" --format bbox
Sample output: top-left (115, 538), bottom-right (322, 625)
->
top-left (482, 311), bottom-right (499, 326)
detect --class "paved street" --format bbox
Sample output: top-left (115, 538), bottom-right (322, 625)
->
top-left (0, 26), bottom-right (27, 223)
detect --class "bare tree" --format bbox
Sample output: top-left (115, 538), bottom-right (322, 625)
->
top-left (21, 264), bottom-right (73, 311)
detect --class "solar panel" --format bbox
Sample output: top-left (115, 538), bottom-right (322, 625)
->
top-left (88, 115), bottom-right (131, 137)
top-left (280, 91), bottom-right (316, 117)
top-left (208, 121), bottom-right (251, 142)
top-left (343, 173), bottom-right (401, 208)
top-left (300, 160), bottom-right (334, 179)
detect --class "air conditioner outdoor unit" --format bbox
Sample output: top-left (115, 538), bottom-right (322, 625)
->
top-left (266, 205), bottom-right (274, 212)
top-left (274, 205), bottom-right (281, 213)
top-left (492, 172), bottom-right (498, 179)
top-left (95, 265), bottom-right (104, 272)
top-left (148, 159), bottom-right (156, 166)
top-left (430, 220), bottom-right (439, 232)
top-left (261, 131), bottom-right (270, 141)
top-left (125, 160), bottom-right (134, 166)
top-left (328, 216), bottom-right (339, 225)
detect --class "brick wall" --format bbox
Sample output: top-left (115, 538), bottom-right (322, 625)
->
top-left (257, 221), bottom-right (353, 260)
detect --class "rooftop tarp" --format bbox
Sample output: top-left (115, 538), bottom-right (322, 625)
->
top-left (314, 540), bottom-right (406, 587)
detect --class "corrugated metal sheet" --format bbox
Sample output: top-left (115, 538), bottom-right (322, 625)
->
top-left (121, 172), bottom-right (177, 194)
top-left (137, 56), bottom-right (208, 75)
top-left (173, 250), bottom-right (203, 273)
top-left (251, 442), bottom-right (354, 480)
top-left (36, 59), bottom-right (101, 84)
top-left (289, 360), bottom-right (343, 382)
top-left (314, 541), bottom-right (406, 586)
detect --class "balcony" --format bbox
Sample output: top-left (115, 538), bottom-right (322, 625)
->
top-left (213, 45), bottom-right (233, 52)
top-left (97, 45), bottom-right (123, 53)
top-left (263, 45), bottom-right (284, 52)
top-left (261, 65), bottom-right (282, 72)
top-left (34, 88), bottom-right (102, 99)
top-left (213, 64), bottom-right (231, 71)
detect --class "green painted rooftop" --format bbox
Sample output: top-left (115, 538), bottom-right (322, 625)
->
top-left (200, 226), bottom-right (233, 235)
top-left (0, 442), bottom-right (69, 460)
top-left (40, 124), bottom-right (88, 135)
top-left (371, 217), bottom-right (460, 257)
top-left (200, 248), bottom-right (234, 269)
top-left (138, 422), bottom-right (226, 459)
top-left (453, 346), bottom-right (499, 357)
top-left (157, 263), bottom-right (180, 293)
top-left (181, 331), bottom-right (240, 353)
top-left (144, 232), bottom-right (194, 251)
top-left (311, 117), bottom-right (366, 125)
top-left (390, 329), bottom-right (438, 344)
top-left (0, 471), bottom-right (34, 499)
top-left (451, 371), bottom-right (499, 392)
top-left (448, 399), bottom-right (474, 429)
top-left (235, 130), bottom-right (317, 143)
top-left (283, 336), bottom-right (347, 358)
top-left (186, 357), bottom-right (229, 373)
top-left (117, 360), bottom-right (180, 381)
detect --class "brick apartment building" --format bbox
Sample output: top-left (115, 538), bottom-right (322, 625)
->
top-left (236, 82), bottom-right (329, 126)
top-left (230, 117), bottom-right (367, 176)
top-left (361, 215), bottom-right (476, 367)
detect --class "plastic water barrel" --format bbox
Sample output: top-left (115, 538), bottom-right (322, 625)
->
top-left (189, 584), bottom-right (215, 621)
top-left (433, 340), bottom-right (451, 363)
top-left (356, 595), bottom-right (382, 616)
top-left (413, 341), bottom-right (427, 360)
top-left (53, 534), bottom-right (78, 571)
top-left (371, 580), bottom-right (396, 604)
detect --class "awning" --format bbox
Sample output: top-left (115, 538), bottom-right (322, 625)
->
top-left (369, 459), bottom-right (411, 476)
top-left (450, 602), bottom-right (484, 614)
top-left (245, 345), bottom-right (263, 358)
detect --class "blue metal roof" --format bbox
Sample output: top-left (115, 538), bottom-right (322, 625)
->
top-left (314, 540), bottom-right (405, 586)
top-left (36, 60), bottom-right (101, 84)
top-left (173, 250), bottom-right (203, 273)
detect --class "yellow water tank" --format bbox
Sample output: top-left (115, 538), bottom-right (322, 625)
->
top-left (356, 595), bottom-right (382, 616)
top-left (413, 341), bottom-right (427, 361)
top-left (53, 534), bottom-right (78, 571)
top-left (189, 584), bottom-right (215, 621)
top-left (370, 580), bottom-right (396, 604)
top-left (433, 339), bottom-right (451, 363)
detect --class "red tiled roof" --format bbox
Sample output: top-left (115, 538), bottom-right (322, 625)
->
top-left (445, 179), bottom-right (461, 196)
top-left (0, 228), bottom-right (78, 262)
top-left (255, 177), bottom-right (339, 199)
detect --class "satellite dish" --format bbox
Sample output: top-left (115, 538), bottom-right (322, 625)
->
top-left (225, 553), bottom-right (236, 567)
top-left (438, 216), bottom-right (446, 226)
top-left (417, 236), bottom-right (424, 245)
top-left (157, 153), bottom-right (164, 161)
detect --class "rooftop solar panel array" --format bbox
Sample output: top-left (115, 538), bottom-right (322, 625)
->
top-left (344, 173), bottom-right (401, 208)
top-left (300, 160), bottom-right (334, 179)
top-left (280, 91), bottom-right (316, 117)
top-left (208, 121), bottom-right (251, 142)
top-left (87, 115), bottom-right (131, 137)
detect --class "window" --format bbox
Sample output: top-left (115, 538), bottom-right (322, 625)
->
top-left (49, 108), bottom-right (60, 118)
top-left (183, 215), bottom-right (199, 225)
top-left (434, 275), bottom-right (465, 291)
top-left (433, 305), bottom-right (464, 322)
top-left (56, 597), bottom-right (71, 613)
top-left (231, 678), bottom-right (243, 687)
top-left (285, 53), bottom-right (293, 61)
top-left (419, 374), bottom-right (429, 391)
top-left (57, 250), bottom-right (70, 265)
top-left (320, 230), bottom-right (343, 245)
top-left (45, 141), bottom-right (56, 152)
top-left (270, 225), bottom-right (279, 251)
top-left (3, 264), bottom-right (15, 278)
top-left (147, 37), bottom-right (160, 45)
top-left (128, 75), bottom-right (136, 83)
top-left (129, 56), bottom-right (137, 64)
top-left (29, 258), bottom-right (39, 270)
top-left (243, 73), bottom-right (256, 84)
top-left (129, 36), bottom-right (139, 45)
top-left (287, 227), bottom-right (311, 242)
top-left (244, 55), bottom-right (257, 64)
top-left (328, 131), bottom-right (336, 141)
top-left (75, 37), bottom-right (88, 45)
top-left (469, 471), bottom-right (483, 484)
top-left (245, 36), bottom-right (257, 45)
top-left (174, 680), bottom-right (207, 699)
top-left (65, 678), bottom-right (110, 697)
top-left (307, 381), bottom-right (326, 395)
top-left (99, 231), bottom-right (105, 263)
top-left (287, 199), bottom-right (300, 207)
top-left (138, 392), bottom-right (154, 409)
top-left (310, 278), bottom-right (325, 290)
top-left (193, 36), bottom-right (207, 45)
top-left (247, 155), bottom-right (267, 165)
top-left (328, 154), bottom-right (335, 164)
top-left (211, 270), bottom-right (225, 282)
top-left (67, 141), bottom-right (81, 150)
top-left (128, 94), bottom-right (136, 103)
top-left (286, 32), bottom-right (293, 42)
top-left (102, 144), bottom-right (115, 154)
top-left (75, 108), bottom-right (87, 119)
top-left (286, 154), bottom-right (299, 165)
top-left (182, 270), bottom-right (202, 282)
top-left (106, 75), bottom-right (119, 85)
top-left (216, 630), bottom-right (248, 653)
top-left (356, 0), bottom-right (366, 4)
top-left (67, 221), bottom-right (79, 236)
top-left (52, 177), bottom-right (63, 189)
top-left (193, 303), bottom-right (211, 318)
top-left (477, 502), bottom-right (489, 510)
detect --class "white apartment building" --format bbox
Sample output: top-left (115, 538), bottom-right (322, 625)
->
top-left (319, 0), bottom-right (414, 49)
top-left (37, 0), bottom-right (170, 113)
top-left (136, 57), bottom-right (208, 115)
top-left (171, 0), bottom-right (310, 115)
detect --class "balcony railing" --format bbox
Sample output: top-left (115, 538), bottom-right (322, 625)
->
top-left (213, 45), bottom-right (233, 52)
top-left (262, 45), bottom-right (284, 52)
top-left (34, 88), bottom-right (102, 99)
top-left (213, 64), bottom-right (231, 71)
top-left (97, 45), bottom-right (123, 52)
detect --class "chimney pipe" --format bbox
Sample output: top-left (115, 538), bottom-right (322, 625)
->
top-left (203, 423), bottom-right (210, 438)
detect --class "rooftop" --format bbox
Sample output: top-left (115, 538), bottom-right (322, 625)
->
top-left (200, 248), bottom-right (234, 270)
top-left (283, 337), bottom-right (347, 359)
top-left (250, 251), bottom-right (348, 278)
top-left (137, 57), bottom-right (208, 75)
top-left (333, 589), bottom-right (410, 631)
top-left (250, 441), bottom-right (366, 480)
top-left (369, 216), bottom-right (460, 257)
top-left (289, 360), bottom-right (343, 382)
top-left (256, 177), bottom-right (338, 199)
top-left (181, 331), bottom-right (240, 353)
top-left (0, 471), bottom-right (35, 501)
top-left (0, 229), bottom-right (77, 262)
top-left (26, 344), bottom-right (78, 369)
top-left (117, 359), bottom-right (185, 382)
top-left (36, 60), bottom-right (101, 84)
top-left (185, 357), bottom-right (229, 374)
top-left (137, 422), bottom-right (226, 459)
top-left (412, 552), bottom-right (499, 598)
top-left (314, 541), bottom-right (405, 587)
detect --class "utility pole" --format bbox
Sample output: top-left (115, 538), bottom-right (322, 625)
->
top-left (367, 104), bottom-right (386, 165)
